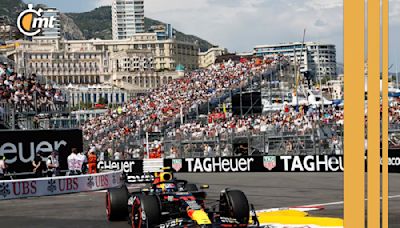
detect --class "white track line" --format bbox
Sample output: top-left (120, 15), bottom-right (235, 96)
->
top-left (298, 194), bottom-right (400, 207)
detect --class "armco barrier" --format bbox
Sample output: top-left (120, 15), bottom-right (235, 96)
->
top-left (0, 171), bottom-right (122, 200)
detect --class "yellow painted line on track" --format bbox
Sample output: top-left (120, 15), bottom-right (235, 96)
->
top-left (257, 210), bottom-right (343, 227)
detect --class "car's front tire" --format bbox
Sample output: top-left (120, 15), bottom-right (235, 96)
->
top-left (130, 194), bottom-right (161, 228)
top-left (106, 186), bottom-right (129, 221)
top-left (220, 189), bottom-right (250, 224)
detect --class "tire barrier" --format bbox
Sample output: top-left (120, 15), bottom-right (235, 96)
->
top-left (0, 170), bottom-right (122, 200)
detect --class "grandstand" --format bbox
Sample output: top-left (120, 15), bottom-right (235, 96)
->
top-left (0, 56), bottom-right (73, 130)
top-left (3, 53), bottom-right (400, 159)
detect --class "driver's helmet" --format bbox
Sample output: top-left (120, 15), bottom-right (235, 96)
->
top-left (157, 183), bottom-right (177, 193)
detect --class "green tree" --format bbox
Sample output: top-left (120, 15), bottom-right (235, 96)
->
top-left (98, 96), bottom-right (106, 105)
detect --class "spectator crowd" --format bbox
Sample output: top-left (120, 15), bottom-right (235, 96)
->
top-left (0, 62), bottom-right (66, 112)
top-left (4, 55), bottom-right (400, 161)
top-left (167, 105), bottom-right (344, 141)
top-left (82, 59), bottom-right (270, 158)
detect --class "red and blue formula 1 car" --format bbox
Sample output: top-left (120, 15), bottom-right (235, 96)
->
top-left (106, 170), bottom-right (260, 227)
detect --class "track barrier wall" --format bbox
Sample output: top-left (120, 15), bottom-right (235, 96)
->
top-left (97, 151), bottom-right (400, 177)
top-left (0, 171), bottom-right (122, 200)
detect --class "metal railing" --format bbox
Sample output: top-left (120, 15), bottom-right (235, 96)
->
top-left (161, 124), bottom-right (344, 158)
top-left (0, 100), bottom-right (71, 130)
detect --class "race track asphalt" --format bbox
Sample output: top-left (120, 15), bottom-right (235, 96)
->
top-left (0, 172), bottom-right (399, 228)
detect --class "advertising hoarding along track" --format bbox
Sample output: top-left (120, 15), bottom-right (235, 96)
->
top-left (0, 171), bottom-right (122, 200)
top-left (99, 151), bottom-right (400, 175)
top-left (0, 129), bottom-right (83, 173)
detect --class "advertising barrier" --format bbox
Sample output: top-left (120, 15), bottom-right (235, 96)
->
top-left (164, 155), bottom-right (344, 173)
top-left (0, 171), bottom-right (122, 200)
top-left (164, 153), bottom-right (400, 173)
top-left (96, 150), bottom-right (400, 177)
top-left (97, 159), bottom-right (156, 183)
top-left (0, 129), bottom-right (83, 173)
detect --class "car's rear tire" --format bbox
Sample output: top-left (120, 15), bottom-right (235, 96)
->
top-left (220, 190), bottom-right (250, 224)
top-left (130, 194), bottom-right (161, 228)
top-left (106, 186), bottom-right (129, 221)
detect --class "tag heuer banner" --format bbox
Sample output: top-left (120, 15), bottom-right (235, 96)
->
top-left (95, 152), bottom-right (400, 175)
top-left (163, 152), bottom-right (400, 173)
top-left (163, 155), bottom-right (345, 173)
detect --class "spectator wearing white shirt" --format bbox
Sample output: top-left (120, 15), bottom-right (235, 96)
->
top-left (67, 148), bottom-right (79, 175)
top-left (0, 156), bottom-right (7, 180)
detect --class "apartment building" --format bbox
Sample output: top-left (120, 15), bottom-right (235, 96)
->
top-left (254, 42), bottom-right (337, 78)
top-left (112, 0), bottom-right (145, 39)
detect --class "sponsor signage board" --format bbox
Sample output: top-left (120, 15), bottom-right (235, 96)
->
top-left (0, 129), bottom-right (83, 173)
top-left (163, 152), bottom-right (400, 173)
top-left (97, 160), bottom-right (143, 173)
top-left (97, 150), bottom-right (400, 176)
top-left (97, 160), bottom-right (153, 183)
top-left (0, 171), bottom-right (122, 200)
top-left (164, 156), bottom-right (344, 173)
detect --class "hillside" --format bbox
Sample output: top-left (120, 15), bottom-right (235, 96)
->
top-left (2, 0), bottom-right (214, 51)
top-left (66, 6), bottom-right (112, 40)
top-left (66, 6), bottom-right (214, 51)
top-left (0, 0), bottom-right (26, 25)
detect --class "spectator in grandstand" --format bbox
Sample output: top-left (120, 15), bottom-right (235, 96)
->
top-left (46, 150), bottom-right (59, 177)
top-left (0, 156), bottom-right (7, 180)
top-left (165, 146), bottom-right (177, 158)
top-left (33, 115), bottom-right (40, 129)
top-left (0, 64), bottom-right (66, 113)
top-left (331, 136), bottom-right (342, 155)
top-left (204, 144), bottom-right (214, 157)
top-left (222, 146), bottom-right (231, 157)
top-left (32, 151), bottom-right (46, 177)
top-left (114, 150), bottom-right (122, 160)
top-left (285, 140), bottom-right (294, 154)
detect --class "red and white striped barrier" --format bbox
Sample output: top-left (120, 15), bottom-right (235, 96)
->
top-left (0, 171), bottom-right (122, 200)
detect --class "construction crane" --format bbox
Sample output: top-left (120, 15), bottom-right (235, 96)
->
top-left (294, 28), bottom-right (307, 107)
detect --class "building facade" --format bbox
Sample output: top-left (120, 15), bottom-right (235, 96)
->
top-left (198, 47), bottom-right (227, 68)
top-left (0, 16), bottom-right (19, 41)
top-left (322, 80), bottom-right (343, 100)
top-left (63, 84), bottom-right (130, 107)
top-left (254, 42), bottom-right (337, 78)
top-left (10, 33), bottom-right (199, 91)
top-left (112, 0), bottom-right (145, 40)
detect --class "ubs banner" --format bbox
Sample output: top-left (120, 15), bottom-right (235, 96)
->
top-left (0, 129), bottom-right (83, 173)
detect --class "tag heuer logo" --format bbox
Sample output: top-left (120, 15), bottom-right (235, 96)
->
top-left (263, 156), bottom-right (276, 171)
top-left (172, 159), bottom-right (182, 172)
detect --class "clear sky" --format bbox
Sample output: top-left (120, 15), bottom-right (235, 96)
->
top-left (24, 0), bottom-right (400, 66)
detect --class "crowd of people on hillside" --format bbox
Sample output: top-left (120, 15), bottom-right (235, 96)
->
top-left (0, 62), bottom-right (66, 112)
